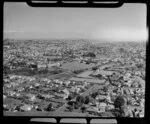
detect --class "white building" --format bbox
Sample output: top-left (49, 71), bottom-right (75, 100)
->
top-left (98, 102), bottom-right (107, 113)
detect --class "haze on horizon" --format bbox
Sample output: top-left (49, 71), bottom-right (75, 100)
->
top-left (4, 2), bottom-right (148, 42)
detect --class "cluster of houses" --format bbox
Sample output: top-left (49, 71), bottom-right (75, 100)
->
top-left (3, 74), bottom-right (93, 112)
top-left (3, 40), bottom-right (145, 117)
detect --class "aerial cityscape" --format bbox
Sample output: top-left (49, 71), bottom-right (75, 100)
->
top-left (3, 2), bottom-right (146, 117)
top-left (3, 39), bottom-right (146, 117)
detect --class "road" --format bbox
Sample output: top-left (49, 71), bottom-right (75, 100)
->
top-left (55, 62), bottom-right (114, 112)
top-left (55, 81), bottom-right (109, 112)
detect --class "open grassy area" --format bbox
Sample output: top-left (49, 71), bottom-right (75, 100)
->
top-left (70, 77), bottom-right (106, 84)
top-left (61, 61), bottom-right (95, 72)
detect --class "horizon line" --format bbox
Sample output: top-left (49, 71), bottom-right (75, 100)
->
top-left (3, 38), bottom-right (147, 43)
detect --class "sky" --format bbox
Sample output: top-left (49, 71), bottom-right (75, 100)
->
top-left (4, 2), bottom-right (148, 42)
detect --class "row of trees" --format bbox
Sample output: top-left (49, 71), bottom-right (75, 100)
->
top-left (66, 95), bottom-right (92, 112)
top-left (82, 52), bottom-right (96, 58)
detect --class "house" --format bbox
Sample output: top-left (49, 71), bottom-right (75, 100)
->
top-left (63, 94), bottom-right (69, 99)
top-left (126, 80), bottom-right (132, 87)
top-left (140, 98), bottom-right (145, 107)
top-left (17, 87), bottom-right (25, 92)
top-left (28, 77), bottom-right (36, 81)
top-left (63, 88), bottom-right (70, 95)
top-left (29, 85), bottom-right (34, 89)
top-left (83, 81), bottom-right (88, 87)
top-left (37, 64), bottom-right (46, 69)
top-left (87, 107), bottom-right (99, 114)
top-left (96, 94), bottom-right (107, 101)
top-left (3, 78), bottom-right (10, 83)
top-left (54, 79), bottom-right (60, 84)
top-left (20, 104), bottom-right (33, 112)
top-left (3, 95), bottom-right (7, 99)
top-left (47, 62), bottom-right (61, 68)
top-left (64, 80), bottom-right (71, 86)
top-left (34, 83), bottom-right (40, 88)
top-left (105, 103), bottom-right (115, 110)
top-left (123, 88), bottom-right (130, 95)
top-left (44, 94), bottom-right (54, 99)
top-left (55, 92), bottom-right (67, 99)
top-left (117, 88), bottom-right (123, 94)
top-left (136, 88), bottom-right (144, 94)
top-left (29, 63), bottom-right (38, 70)
top-left (106, 95), bottom-right (113, 103)
top-left (15, 93), bottom-right (21, 97)
top-left (98, 102), bottom-right (107, 113)
top-left (30, 95), bottom-right (36, 101)
top-left (129, 88), bottom-right (134, 95)
top-left (9, 75), bottom-right (17, 80)
top-left (77, 85), bottom-right (85, 89)
top-left (7, 91), bottom-right (16, 96)
top-left (56, 88), bottom-right (70, 99)
top-left (61, 88), bottom-right (70, 99)
top-left (58, 80), bottom-right (63, 85)
top-left (123, 107), bottom-right (133, 117)
top-left (5, 84), bottom-right (11, 88)
top-left (139, 110), bottom-right (144, 117)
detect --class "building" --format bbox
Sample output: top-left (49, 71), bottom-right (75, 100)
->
top-left (98, 102), bottom-right (107, 113)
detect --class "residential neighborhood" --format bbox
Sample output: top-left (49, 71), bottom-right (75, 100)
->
top-left (3, 39), bottom-right (145, 117)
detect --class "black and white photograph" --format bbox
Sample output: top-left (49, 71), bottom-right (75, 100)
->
top-left (3, 1), bottom-right (147, 118)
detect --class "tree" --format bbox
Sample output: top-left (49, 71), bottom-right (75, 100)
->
top-left (87, 52), bottom-right (96, 58)
top-left (119, 48), bottom-right (126, 53)
top-left (136, 63), bottom-right (143, 69)
top-left (92, 66), bottom-right (98, 71)
top-left (76, 95), bottom-right (85, 104)
top-left (82, 52), bottom-right (96, 58)
top-left (47, 58), bottom-right (50, 63)
top-left (103, 86), bottom-right (109, 92)
top-left (66, 95), bottom-right (73, 101)
top-left (67, 101), bottom-right (74, 106)
top-left (126, 98), bottom-right (132, 105)
top-left (74, 103), bottom-right (79, 109)
top-left (46, 103), bottom-right (53, 111)
top-left (84, 96), bottom-right (90, 104)
top-left (138, 83), bottom-right (142, 88)
top-left (114, 96), bottom-right (125, 109)
top-left (81, 106), bottom-right (87, 113)
top-left (67, 105), bottom-right (73, 112)
top-left (112, 108), bottom-right (123, 117)
top-left (74, 96), bottom-right (85, 109)
top-left (91, 92), bottom-right (98, 99)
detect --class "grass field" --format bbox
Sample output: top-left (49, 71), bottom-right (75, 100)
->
top-left (77, 70), bottom-right (93, 78)
top-left (70, 77), bottom-right (105, 84)
top-left (61, 61), bottom-right (95, 71)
